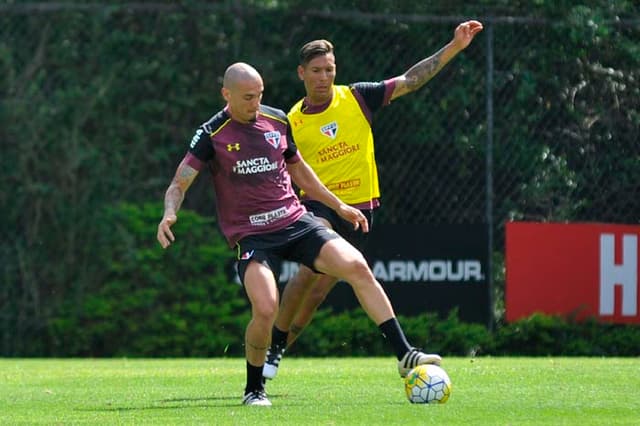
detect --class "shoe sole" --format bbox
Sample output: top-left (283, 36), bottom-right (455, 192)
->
top-left (244, 400), bottom-right (272, 406)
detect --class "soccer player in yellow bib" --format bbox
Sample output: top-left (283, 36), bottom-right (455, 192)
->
top-left (263, 20), bottom-right (484, 380)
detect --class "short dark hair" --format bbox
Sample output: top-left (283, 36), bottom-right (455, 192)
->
top-left (298, 39), bottom-right (334, 66)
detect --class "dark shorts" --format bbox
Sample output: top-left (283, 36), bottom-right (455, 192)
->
top-left (302, 199), bottom-right (374, 251)
top-left (235, 212), bottom-right (341, 285)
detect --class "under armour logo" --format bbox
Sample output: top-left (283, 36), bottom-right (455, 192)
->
top-left (227, 143), bottom-right (240, 151)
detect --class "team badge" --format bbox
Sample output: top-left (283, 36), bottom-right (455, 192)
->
top-left (239, 250), bottom-right (254, 260)
top-left (264, 131), bottom-right (281, 148)
top-left (320, 121), bottom-right (338, 139)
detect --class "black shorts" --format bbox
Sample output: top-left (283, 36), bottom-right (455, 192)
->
top-left (235, 212), bottom-right (341, 285)
top-left (302, 199), bottom-right (374, 251)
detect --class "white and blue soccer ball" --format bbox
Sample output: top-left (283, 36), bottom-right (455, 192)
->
top-left (404, 364), bottom-right (452, 404)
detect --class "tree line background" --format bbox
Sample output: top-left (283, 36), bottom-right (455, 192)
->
top-left (1, 1), bottom-right (639, 356)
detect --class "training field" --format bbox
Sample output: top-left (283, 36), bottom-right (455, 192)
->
top-left (2, 357), bottom-right (638, 425)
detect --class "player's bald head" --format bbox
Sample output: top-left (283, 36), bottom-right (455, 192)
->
top-left (221, 62), bottom-right (264, 124)
top-left (223, 62), bottom-right (262, 89)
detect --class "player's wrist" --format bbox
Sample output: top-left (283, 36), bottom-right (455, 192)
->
top-left (335, 202), bottom-right (349, 214)
top-left (162, 211), bottom-right (177, 221)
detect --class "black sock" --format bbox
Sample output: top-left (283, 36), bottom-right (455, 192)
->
top-left (378, 317), bottom-right (412, 360)
top-left (245, 361), bottom-right (265, 394)
top-left (271, 325), bottom-right (288, 349)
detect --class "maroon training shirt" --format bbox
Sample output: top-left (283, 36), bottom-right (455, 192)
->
top-left (184, 104), bottom-right (307, 247)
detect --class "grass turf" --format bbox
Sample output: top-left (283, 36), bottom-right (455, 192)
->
top-left (1, 357), bottom-right (639, 425)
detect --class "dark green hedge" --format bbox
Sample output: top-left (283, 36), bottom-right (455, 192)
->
top-left (287, 309), bottom-right (640, 358)
top-left (49, 203), bottom-right (249, 357)
top-left (46, 203), bottom-right (639, 358)
top-left (2, 2), bottom-right (639, 356)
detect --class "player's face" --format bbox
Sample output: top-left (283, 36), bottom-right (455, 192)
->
top-left (298, 53), bottom-right (336, 105)
top-left (222, 77), bottom-right (264, 124)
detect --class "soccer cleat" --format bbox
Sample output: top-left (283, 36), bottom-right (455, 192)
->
top-left (262, 345), bottom-right (286, 380)
top-left (242, 390), bottom-right (272, 406)
top-left (398, 348), bottom-right (442, 378)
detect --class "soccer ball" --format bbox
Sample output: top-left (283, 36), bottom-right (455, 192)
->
top-left (404, 364), bottom-right (452, 404)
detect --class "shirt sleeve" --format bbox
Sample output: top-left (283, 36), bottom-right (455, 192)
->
top-left (187, 126), bottom-right (215, 163)
top-left (284, 119), bottom-right (301, 163)
top-left (351, 81), bottom-right (391, 114)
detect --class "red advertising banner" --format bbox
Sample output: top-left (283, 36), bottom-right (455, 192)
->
top-left (505, 221), bottom-right (640, 323)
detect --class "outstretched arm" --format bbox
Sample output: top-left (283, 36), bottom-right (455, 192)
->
top-left (390, 20), bottom-right (483, 100)
top-left (157, 158), bottom-right (199, 248)
top-left (287, 160), bottom-right (369, 233)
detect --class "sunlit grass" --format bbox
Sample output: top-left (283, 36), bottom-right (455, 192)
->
top-left (1, 357), bottom-right (639, 425)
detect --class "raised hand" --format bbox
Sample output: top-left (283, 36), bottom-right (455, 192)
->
top-left (453, 20), bottom-right (484, 50)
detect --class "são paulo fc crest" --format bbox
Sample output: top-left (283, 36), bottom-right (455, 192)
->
top-left (239, 250), bottom-right (254, 260)
top-left (264, 131), bottom-right (281, 148)
top-left (320, 121), bottom-right (338, 139)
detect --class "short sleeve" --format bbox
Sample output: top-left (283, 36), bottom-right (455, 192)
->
top-left (187, 126), bottom-right (215, 162)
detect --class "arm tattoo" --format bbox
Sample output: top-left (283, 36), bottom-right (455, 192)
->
top-left (164, 163), bottom-right (197, 214)
top-left (178, 166), bottom-right (197, 180)
top-left (164, 184), bottom-right (184, 214)
top-left (404, 47), bottom-right (446, 92)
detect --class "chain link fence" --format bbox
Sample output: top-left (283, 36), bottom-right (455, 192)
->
top-left (3, 4), bottom-right (636, 239)
top-left (1, 3), bottom-right (639, 354)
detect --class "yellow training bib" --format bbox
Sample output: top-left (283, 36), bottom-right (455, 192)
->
top-left (288, 85), bottom-right (380, 205)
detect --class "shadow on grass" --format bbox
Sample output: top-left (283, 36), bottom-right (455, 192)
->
top-left (75, 393), bottom-right (291, 412)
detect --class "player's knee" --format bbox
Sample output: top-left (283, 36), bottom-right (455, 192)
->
top-left (252, 301), bottom-right (278, 323)
top-left (307, 276), bottom-right (338, 306)
top-left (290, 266), bottom-right (316, 286)
top-left (346, 256), bottom-right (373, 279)
top-left (307, 287), bottom-right (329, 306)
top-left (339, 259), bottom-right (377, 292)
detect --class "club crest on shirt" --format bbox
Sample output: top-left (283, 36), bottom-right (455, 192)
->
top-left (264, 131), bottom-right (281, 148)
top-left (320, 121), bottom-right (338, 139)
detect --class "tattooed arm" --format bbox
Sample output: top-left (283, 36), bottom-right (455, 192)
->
top-left (157, 158), bottom-right (200, 248)
top-left (391, 20), bottom-right (483, 100)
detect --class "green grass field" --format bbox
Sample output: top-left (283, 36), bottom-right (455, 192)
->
top-left (2, 357), bottom-right (639, 425)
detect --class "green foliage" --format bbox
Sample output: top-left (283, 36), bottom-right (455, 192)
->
top-left (44, 205), bottom-right (639, 358)
top-left (494, 313), bottom-right (640, 356)
top-left (49, 203), bottom-right (247, 357)
top-left (292, 309), bottom-right (390, 356)
top-left (1, 3), bottom-right (639, 356)
top-left (287, 308), bottom-right (640, 358)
